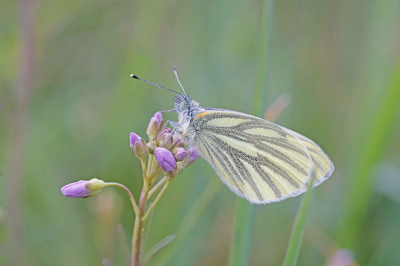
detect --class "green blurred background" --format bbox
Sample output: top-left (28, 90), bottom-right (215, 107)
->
top-left (1, 0), bottom-right (400, 265)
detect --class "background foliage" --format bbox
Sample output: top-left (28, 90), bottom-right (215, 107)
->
top-left (1, 0), bottom-right (400, 265)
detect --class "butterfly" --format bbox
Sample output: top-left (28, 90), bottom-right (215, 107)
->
top-left (131, 67), bottom-right (334, 204)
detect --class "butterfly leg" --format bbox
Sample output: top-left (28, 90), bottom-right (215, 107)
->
top-left (159, 109), bottom-right (176, 113)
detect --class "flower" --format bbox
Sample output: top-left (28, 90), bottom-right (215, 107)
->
top-left (173, 147), bottom-right (187, 161)
top-left (157, 128), bottom-right (173, 150)
top-left (154, 147), bottom-right (177, 177)
top-left (130, 132), bottom-right (149, 158)
top-left (61, 178), bottom-right (106, 198)
top-left (147, 112), bottom-right (163, 139)
top-left (185, 148), bottom-right (199, 168)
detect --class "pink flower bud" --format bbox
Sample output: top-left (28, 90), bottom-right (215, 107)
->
top-left (157, 128), bottom-right (173, 150)
top-left (147, 112), bottom-right (163, 139)
top-left (154, 147), bottom-right (177, 177)
top-left (130, 132), bottom-right (149, 158)
top-left (61, 178), bottom-right (106, 198)
top-left (185, 148), bottom-right (199, 168)
top-left (173, 147), bottom-right (187, 161)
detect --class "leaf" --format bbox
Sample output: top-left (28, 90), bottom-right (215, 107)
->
top-left (143, 235), bottom-right (176, 265)
top-left (118, 224), bottom-right (130, 265)
top-left (282, 176), bottom-right (315, 266)
top-left (102, 259), bottom-right (114, 266)
top-left (340, 61), bottom-right (400, 248)
top-left (228, 200), bottom-right (255, 266)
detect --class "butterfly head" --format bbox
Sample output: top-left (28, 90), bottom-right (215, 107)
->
top-left (174, 94), bottom-right (200, 113)
top-left (174, 94), bottom-right (188, 111)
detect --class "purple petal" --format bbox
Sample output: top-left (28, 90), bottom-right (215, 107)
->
top-left (61, 180), bottom-right (90, 198)
top-left (154, 147), bottom-right (177, 174)
top-left (153, 112), bottom-right (163, 125)
top-left (188, 148), bottom-right (199, 161)
top-left (173, 147), bottom-right (187, 161)
top-left (147, 112), bottom-right (164, 138)
top-left (130, 132), bottom-right (141, 147)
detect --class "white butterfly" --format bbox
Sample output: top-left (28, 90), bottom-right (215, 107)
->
top-left (131, 67), bottom-right (334, 204)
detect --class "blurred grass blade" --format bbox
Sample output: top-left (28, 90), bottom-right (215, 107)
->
top-left (367, 232), bottom-right (400, 266)
top-left (229, 1), bottom-right (274, 265)
top-left (340, 61), bottom-right (400, 248)
top-left (228, 199), bottom-right (255, 266)
top-left (118, 224), bottom-right (130, 265)
top-left (143, 235), bottom-right (176, 265)
top-left (102, 259), bottom-right (114, 266)
top-left (160, 179), bottom-right (221, 265)
top-left (250, 0), bottom-right (274, 117)
top-left (282, 177), bottom-right (315, 266)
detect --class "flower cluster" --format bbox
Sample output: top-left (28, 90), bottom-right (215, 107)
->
top-left (131, 112), bottom-right (199, 179)
top-left (60, 111), bottom-right (199, 266)
top-left (61, 112), bottom-right (199, 198)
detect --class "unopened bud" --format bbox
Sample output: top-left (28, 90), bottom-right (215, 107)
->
top-left (184, 148), bottom-right (199, 168)
top-left (154, 147), bottom-right (177, 178)
top-left (173, 147), bottom-right (187, 161)
top-left (157, 128), bottom-right (173, 150)
top-left (147, 112), bottom-right (163, 139)
top-left (130, 132), bottom-right (149, 158)
top-left (61, 178), bottom-right (106, 198)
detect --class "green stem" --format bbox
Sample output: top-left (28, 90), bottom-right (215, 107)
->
top-left (131, 179), bottom-right (151, 266)
top-left (146, 154), bottom-right (154, 177)
top-left (131, 155), bottom-right (152, 266)
top-left (140, 157), bottom-right (147, 180)
top-left (105, 182), bottom-right (139, 215)
top-left (148, 157), bottom-right (161, 182)
top-left (148, 176), bottom-right (166, 199)
top-left (142, 179), bottom-right (171, 223)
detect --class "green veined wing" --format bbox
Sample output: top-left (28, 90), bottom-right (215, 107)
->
top-left (193, 110), bottom-right (334, 204)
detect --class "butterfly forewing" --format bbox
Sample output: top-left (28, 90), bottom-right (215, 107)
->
top-left (193, 110), bottom-right (334, 204)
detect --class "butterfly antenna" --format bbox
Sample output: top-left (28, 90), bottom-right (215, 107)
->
top-left (130, 74), bottom-right (185, 97)
top-left (173, 66), bottom-right (187, 95)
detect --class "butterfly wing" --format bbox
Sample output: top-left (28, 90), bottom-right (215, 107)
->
top-left (192, 109), bottom-right (334, 204)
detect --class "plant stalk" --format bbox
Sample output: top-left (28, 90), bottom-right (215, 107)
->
top-left (131, 178), bottom-right (151, 266)
top-left (131, 157), bottom-right (171, 266)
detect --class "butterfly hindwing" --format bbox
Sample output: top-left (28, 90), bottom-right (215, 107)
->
top-left (192, 110), bottom-right (334, 204)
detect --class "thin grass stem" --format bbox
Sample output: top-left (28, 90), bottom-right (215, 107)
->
top-left (229, 2), bottom-right (274, 264)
